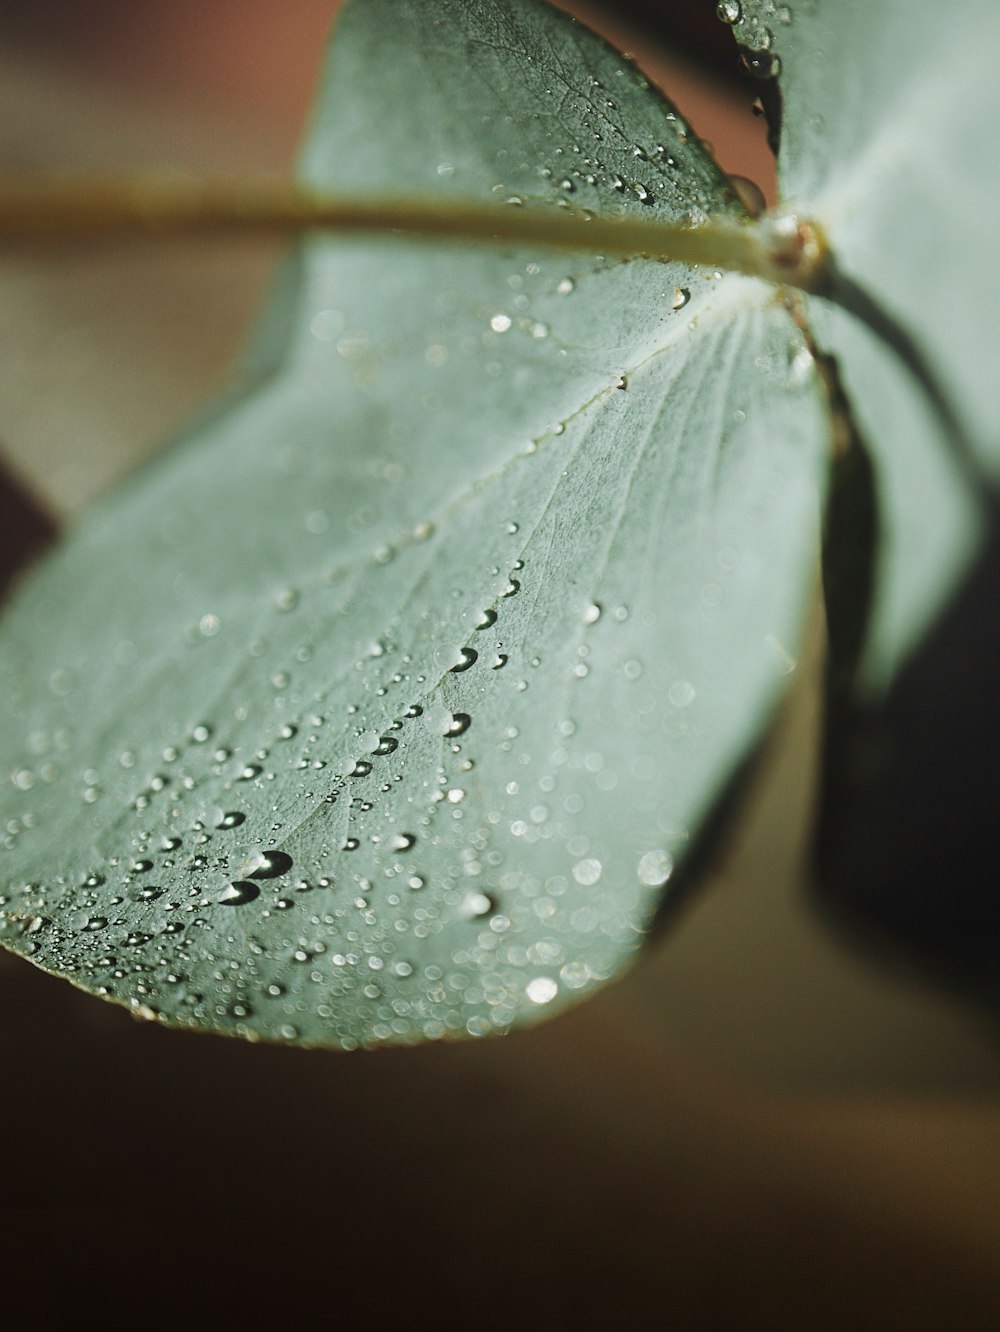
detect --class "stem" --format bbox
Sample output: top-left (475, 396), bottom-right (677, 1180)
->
top-left (0, 174), bottom-right (831, 292)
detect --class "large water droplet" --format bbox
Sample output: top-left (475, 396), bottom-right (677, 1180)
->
top-left (450, 647), bottom-right (478, 673)
top-left (246, 850), bottom-right (293, 880)
top-left (218, 881), bottom-right (260, 906)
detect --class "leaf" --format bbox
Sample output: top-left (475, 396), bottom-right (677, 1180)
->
top-left (731, 1), bottom-right (1000, 989)
top-left (732, 0), bottom-right (1000, 689)
top-left (0, 0), bottom-right (830, 1046)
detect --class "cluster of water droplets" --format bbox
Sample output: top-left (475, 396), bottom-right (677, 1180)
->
top-left (716, 0), bottom-right (793, 80)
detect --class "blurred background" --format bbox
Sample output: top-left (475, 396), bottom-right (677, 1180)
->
top-left (1, 2), bottom-right (998, 1325)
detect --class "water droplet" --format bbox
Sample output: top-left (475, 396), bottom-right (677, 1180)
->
top-left (460, 891), bottom-right (495, 919)
top-left (672, 287), bottom-right (690, 310)
top-left (557, 277), bottom-right (575, 295)
top-left (638, 849), bottom-right (674, 886)
top-left (616, 374), bottom-right (628, 390)
top-left (501, 578), bottom-right (520, 598)
top-left (716, 0), bottom-right (741, 23)
top-left (559, 177), bottom-right (575, 192)
top-left (573, 858), bottom-right (603, 886)
top-left (668, 679), bottom-right (696, 708)
top-left (342, 837), bottom-right (360, 852)
top-left (390, 832), bottom-right (417, 853)
top-left (82, 915), bottom-right (108, 932)
top-left (492, 654), bottom-right (509, 670)
top-left (374, 735), bottom-right (399, 756)
top-left (446, 713), bottom-right (472, 737)
top-left (128, 884), bottom-right (164, 903)
top-left (218, 881), bottom-right (260, 906)
top-left (246, 850), bottom-right (293, 880)
top-left (476, 608), bottom-right (497, 630)
top-left (216, 810), bottom-right (246, 830)
top-left (450, 647), bottom-right (478, 673)
top-left (490, 313), bottom-right (512, 333)
top-left (526, 976), bottom-right (558, 1005)
top-left (351, 760), bottom-right (373, 778)
top-left (238, 764), bottom-right (263, 781)
top-left (584, 602), bottom-right (602, 624)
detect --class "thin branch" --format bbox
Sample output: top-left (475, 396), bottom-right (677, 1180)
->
top-left (0, 174), bottom-right (831, 292)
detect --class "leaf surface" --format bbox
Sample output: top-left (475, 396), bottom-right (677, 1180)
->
top-left (0, 0), bottom-right (830, 1045)
top-left (733, 0), bottom-right (1000, 687)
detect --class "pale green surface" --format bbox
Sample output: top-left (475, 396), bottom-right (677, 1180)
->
top-left (0, 0), bottom-right (829, 1045)
top-left (735, 0), bottom-right (997, 689)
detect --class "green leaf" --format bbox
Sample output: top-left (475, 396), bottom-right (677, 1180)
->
top-left (0, 0), bottom-right (830, 1046)
top-left (732, 0), bottom-right (999, 689)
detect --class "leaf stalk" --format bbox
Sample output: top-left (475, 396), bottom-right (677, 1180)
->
top-left (0, 175), bottom-right (831, 293)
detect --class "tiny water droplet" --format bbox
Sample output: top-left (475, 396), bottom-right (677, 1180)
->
top-left (557, 277), bottom-right (575, 295)
top-left (216, 810), bottom-right (246, 830)
top-left (492, 653), bottom-right (509, 670)
top-left (490, 313), bottom-right (512, 333)
top-left (672, 287), bottom-right (690, 310)
top-left (219, 881), bottom-right (260, 906)
top-left (238, 764), bottom-right (263, 781)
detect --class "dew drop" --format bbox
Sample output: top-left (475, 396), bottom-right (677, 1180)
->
top-left (219, 881), bottom-right (260, 906)
top-left (476, 608), bottom-right (497, 630)
top-left (501, 578), bottom-right (520, 598)
top-left (572, 858), bottom-right (602, 886)
top-left (584, 602), bottom-right (602, 624)
top-left (238, 764), bottom-right (263, 781)
top-left (557, 277), bottom-right (575, 295)
top-left (672, 287), bottom-right (690, 310)
top-left (668, 679), bottom-right (696, 708)
top-left (450, 647), bottom-right (478, 673)
top-left (390, 833), bottom-right (417, 853)
top-left (350, 760), bottom-right (373, 778)
top-left (446, 713), bottom-right (472, 737)
top-left (526, 976), bottom-right (558, 1005)
top-left (492, 653), bottom-right (509, 670)
top-left (216, 810), bottom-right (246, 830)
top-left (460, 890), bottom-right (496, 919)
top-left (374, 735), bottom-right (399, 756)
top-left (638, 849), bottom-right (674, 886)
top-left (246, 850), bottom-right (293, 880)
top-left (490, 313), bottom-right (512, 333)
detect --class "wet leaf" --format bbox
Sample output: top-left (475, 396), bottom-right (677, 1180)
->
top-left (0, 0), bottom-right (829, 1045)
top-left (734, 0), bottom-right (1000, 688)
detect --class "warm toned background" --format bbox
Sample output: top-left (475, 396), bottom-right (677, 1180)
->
top-left (1, 3), bottom-right (998, 1326)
